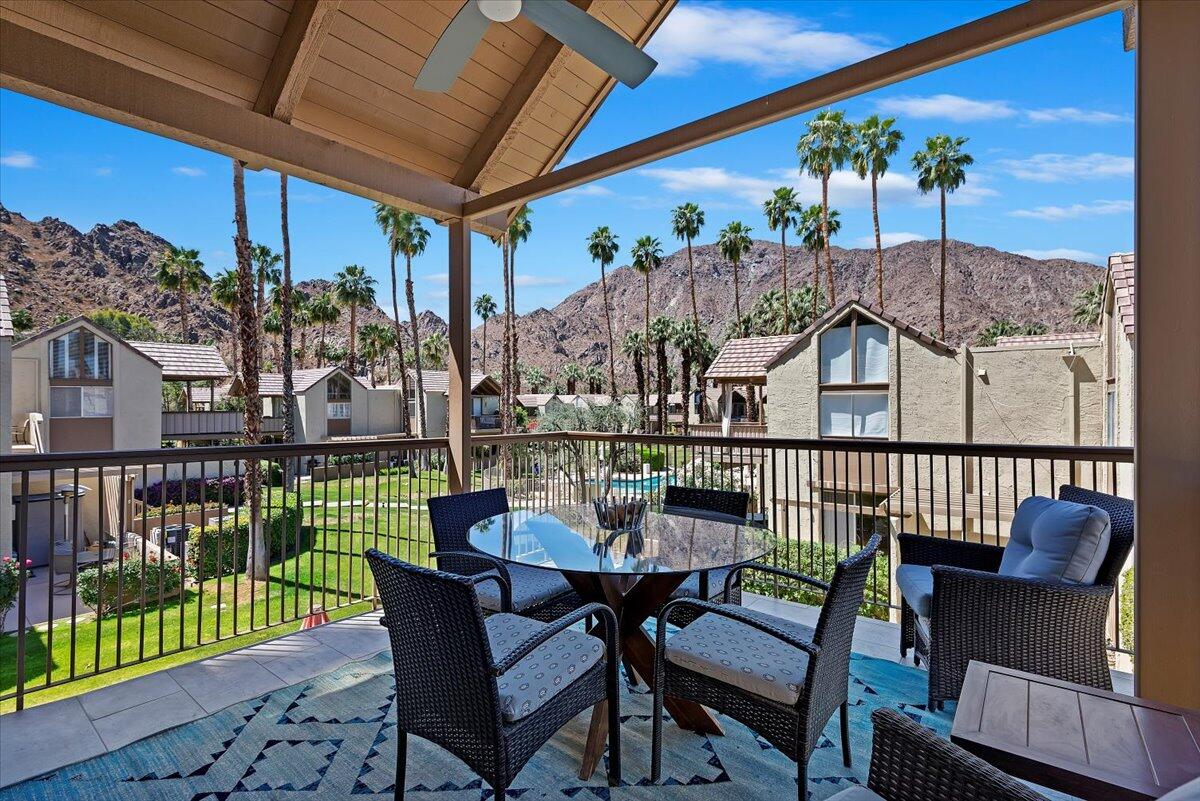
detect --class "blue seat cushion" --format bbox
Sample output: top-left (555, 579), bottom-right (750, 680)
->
top-left (672, 567), bottom-right (735, 601)
top-left (999, 496), bottom-right (1112, 584)
top-left (896, 564), bottom-right (934, 617)
top-left (475, 564), bottom-right (572, 613)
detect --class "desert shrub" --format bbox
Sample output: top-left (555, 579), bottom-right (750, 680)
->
top-left (742, 538), bottom-right (891, 621)
top-left (188, 500), bottom-right (302, 580)
top-left (78, 555), bottom-right (184, 615)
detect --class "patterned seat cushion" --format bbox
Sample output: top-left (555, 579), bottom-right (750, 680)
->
top-left (665, 606), bottom-right (815, 705)
top-left (475, 564), bottom-right (572, 613)
top-left (672, 567), bottom-right (735, 601)
top-left (485, 613), bottom-right (604, 722)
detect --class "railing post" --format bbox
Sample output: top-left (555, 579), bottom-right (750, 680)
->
top-left (447, 217), bottom-right (472, 493)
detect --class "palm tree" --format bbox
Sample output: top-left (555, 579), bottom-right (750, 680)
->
top-left (375, 323), bottom-right (397, 384)
top-left (373, 203), bottom-right (414, 435)
top-left (852, 115), bottom-right (904, 308)
top-left (232, 159), bottom-right (265, 580)
top-left (620, 330), bottom-right (647, 428)
top-left (250, 244), bottom-right (281, 366)
top-left (388, 211), bottom-right (431, 437)
top-left (421, 330), bottom-right (448, 370)
top-left (278, 174), bottom-right (297, 446)
top-left (799, 204), bottom-right (841, 314)
top-left (1073, 280), bottom-right (1105, 327)
top-left (761, 188), bottom-right (801, 332)
top-left (474, 293), bottom-right (498, 372)
top-left (489, 229), bottom-right (512, 431)
top-left (507, 207), bottom-right (532, 424)
top-left (561, 361), bottom-right (585, 394)
top-left (523, 365), bottom-right (549, 393)
top-left (584, 364), bottom-right (605, 395)
top-left (630, 235), bottom-right (662, 427)
top-left (670, 202), bottom-right (705, 327)
top-left (717, 220), bottom-right (754, 328)
top-left (308, 291), bottom-right (339, 368)
top-left (154, 245), bottom-right (208, 343)
top-left (586, 225), bottom-right (620, 398)
top-left (292, 292), bottom-right (312, 369)
top-left (211, 268), bottom-right (240, 366)
top-left (798, 110), bottom-right (856, 306)
top-left (649, 315), bottom-right (675, 432)
top-left (333, 264), bottom-right (377, 373)
top-left (672, 318), bottom-right (702, 436)
top-left (912, 133), bottom-right (974, 339)
top-left (357, 323), bottom-right (384, 386)
top-left (262, 309), bottom-right (283, 367)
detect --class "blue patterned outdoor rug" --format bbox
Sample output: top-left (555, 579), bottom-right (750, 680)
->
top-left (2, 650), bottom-right (959, 800)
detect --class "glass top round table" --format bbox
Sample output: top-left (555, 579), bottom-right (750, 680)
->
top-left (467, 503), bottom-right (774, 576)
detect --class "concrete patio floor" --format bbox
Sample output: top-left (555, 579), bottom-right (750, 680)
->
top-left (0, 593), bottom-right (1134, 788)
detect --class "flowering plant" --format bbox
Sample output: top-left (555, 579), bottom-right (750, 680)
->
top-left (0, 556), bottom-right (31, 631)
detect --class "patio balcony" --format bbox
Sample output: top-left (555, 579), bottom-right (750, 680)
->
top-left (161, 411), bottom-right (286, 440)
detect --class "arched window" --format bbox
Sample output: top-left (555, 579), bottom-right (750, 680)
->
top-left (327, 374), bottom-right (351, 419)
top-left (818, 312), bottom-right (889, 439)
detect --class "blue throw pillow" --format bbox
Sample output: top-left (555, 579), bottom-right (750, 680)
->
top-left (999, 496), bottom-right (1112, 584)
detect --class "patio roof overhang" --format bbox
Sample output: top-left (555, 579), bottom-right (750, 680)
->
top-left (1, 0), bottom-right (1197, 708)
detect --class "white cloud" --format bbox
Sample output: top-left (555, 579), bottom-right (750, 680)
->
top-left (514, 274), bottom-right (567, 287)
top-left (172, 166), bottom-right (206, 177)
top-left (647, 5), bottom-right (884, 78)
top-left (1024, 107), bottom-right (1130, 124)
top-left (856, 232), bottom-right (926, 248)
top-left (1016, 248), bottom-right (1103, 264)
top-left (421, 272), bottom-right (449, 283)
top-left (555, 184), bottom-right (614, 206)
top-left (1008, 199), bottom-right (1132, 221)
top-left (640, 167), bottom-right (777, 207)
top-left (998, 153), bottom-right (1133, 183)
top-left (426, 289), bottom-right (449, 300)
top-left (874, 94), bottom-right (1016, 122)
top-left (0, 151), bottom-right (38, 168)
top-left (91, 166), bottom-right (114, 177)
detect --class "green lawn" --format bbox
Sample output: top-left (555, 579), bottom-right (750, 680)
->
top-left (0, 468), bottom-right (447, 711)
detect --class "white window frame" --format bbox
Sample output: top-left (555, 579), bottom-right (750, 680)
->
top-left (818, 311), bottom-right (890, 440)
top-left (50, 386), bottom-right (114, 418)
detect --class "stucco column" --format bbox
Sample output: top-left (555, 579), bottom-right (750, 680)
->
top-left (721, 383), bottom-right (732, 437)
top-left (1134, 0), bottom-right (1200, 707)
top-left (447, 219), bottom-right (472, 494)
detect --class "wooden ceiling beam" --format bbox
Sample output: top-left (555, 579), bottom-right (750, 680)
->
top-left (0, 20), bottom-right (507, 235)
top-left (254, 0), bottom-right (342, 123)
top-left (463, 0), bottom-right (1124, 219)
top-left (452, 0), bottom-right (593, 190)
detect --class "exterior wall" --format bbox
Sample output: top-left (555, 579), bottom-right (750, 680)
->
top-left (364, 387), bottom-right (401, 435)
top-left (299, 384), bottom-right (326, 444)
top-left (894, 335), bottom-right (961, 441)
top-left (421, 391), bottom-right (449, 437)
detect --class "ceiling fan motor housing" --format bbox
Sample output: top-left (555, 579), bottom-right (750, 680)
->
top-left (476, 0), bottom-right (522, 23)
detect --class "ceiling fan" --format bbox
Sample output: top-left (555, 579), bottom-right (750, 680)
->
top-left (415, 0), bottom-right (657, 93)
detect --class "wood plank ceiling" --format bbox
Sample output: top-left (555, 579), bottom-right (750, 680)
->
top-left (0, 0), bottom-right (674, 205)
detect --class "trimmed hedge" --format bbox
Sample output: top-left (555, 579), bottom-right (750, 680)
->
top-left (743, 538), bottom-right (891, 621)
top-left (188, 499), bottom-right (302, 580)
top-left (78, 556), bottom-right (184, 615)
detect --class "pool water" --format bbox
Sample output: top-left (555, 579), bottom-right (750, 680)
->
top-left (595, 474), bottom-right (674, 493)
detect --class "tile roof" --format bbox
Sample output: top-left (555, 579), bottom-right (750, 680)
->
top-left (398, 369), bottom-right (498, 395)
top-left (556, 394), bottom-right (614, 406)
top-left (705, 335), bottom-right (799, 382)
top-left (0, 273), bottom-right (11, 338)
top-left (1108, 252), bottom-right (1135, 337)
top-left (236, 366), bottom-right (370, 396)
top-left (127, 341), bottom-right (230, 380)
top-left (517, 393), bottom-right (556, 408)
top-left (994, 332), bottom-right (1099, 348)
top-left (764, 296), bottom-right (956, 372)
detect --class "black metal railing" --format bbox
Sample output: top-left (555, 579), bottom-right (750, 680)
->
top-left (0, 432), bottom-right (1134, 710)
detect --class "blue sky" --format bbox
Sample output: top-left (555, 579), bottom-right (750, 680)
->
top-left (0, 1), bottom-right (1132, 323)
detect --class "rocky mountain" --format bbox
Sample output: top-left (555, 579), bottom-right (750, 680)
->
top-left (474, 237), bottom-right (1104, 385)
top-left (1, 205), bottom-right (1104, 387)
top-left (0, 205), bottom-right (442, 365)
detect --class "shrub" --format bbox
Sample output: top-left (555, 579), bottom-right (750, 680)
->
top-left (0, 556), bottom-right (28, 631)
top-left (639, 447), bottom-right (666, 472)
top-left (78, 555), bottom-right (184, 615)
top-left (188, 499), bottom-right (302, 580)
top-left (137, 476), bottom-right (242, 508)
top-left (327, 453), bottom-right (370, 466)
top-left (742, 538), bottom-right (891, 621)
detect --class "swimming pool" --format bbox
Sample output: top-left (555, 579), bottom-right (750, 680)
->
top-left (594, 474), bottom-right (674, 493)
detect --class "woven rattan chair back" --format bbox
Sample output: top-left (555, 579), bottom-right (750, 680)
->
top-left (662, 485), bottom-right (749, 521)
top-left (1058, 484), bottom-right (1134, 588)
top-left (804, 533), bottom-right (881, 744)
top-left (366, 550), bottom-right (502, 758)
top-left (427, 488), bottom-right (510, 576)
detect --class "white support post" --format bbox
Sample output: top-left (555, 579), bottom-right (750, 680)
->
top-left (721, 383), bottom-right (732, 438)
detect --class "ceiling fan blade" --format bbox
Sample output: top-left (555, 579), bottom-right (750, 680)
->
top-left (520, 0), bottom-right (657, 88)
top-left (414, 1), bottom-right (492, 92)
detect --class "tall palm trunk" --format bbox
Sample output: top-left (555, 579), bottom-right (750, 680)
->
top-left (480, 319), bottom-right (488, 374)
top-left (318, 322), bottom-right (327, 368)
top-left (405, 253), bottom-right (427, 437)
top-left (643, 271), bottom-right (652, 432)
top-left (732, 258), bottom-right (742, 327)
top-left (599, 262), bottom-right (618, 398)
top-left (233, 160), bottom-right (266, 581)
top-left (939, 187), bottom-right (947, 340)
top-left (388, 245), bottom-right (411, 436)
top-left (821, 171), bottom-right (836, 305)
top-left (656, 342), bottom-right (668, 433)
top-left (811, 249), bottom-right (820, 313)
top-left (298, 326), bottom-right (307, 369)
top-left (347, 304), bottom-right (358, 372)
top-left (747, 384), bottom-right (758, 422)
top-left (179, 280), bottom-right (189, 344)
top-left (632, 352), bottom-right (645, 428)
top-left (871, 170), bottom-right (884, 308)
top-left (228, 306), bottom-right (239, 370)
top-left (508, 242), bottom-right (518, 421)
top-left (780, 227), bottom-right (789, 333)
top-left (280, 174), bottom-right (295, 447)
top-left (680, 346), bottom-right (692, 436)
top-left (685, 236), bottom-right (699, 327)
top-left (257, 274), bottom-right (266, 370)
top-left (500, 236), bottom-right (512, 433)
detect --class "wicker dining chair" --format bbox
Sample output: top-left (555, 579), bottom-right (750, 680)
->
top-left (898, 484), bottom-right (1134, 709)
top-left (661, 485), bottom-right (751, 621)
top-left (366, 549), bottom-right (622, 800)
top-left (651, 534), bottom-right (881, 801)
top-left (426, 488), bottom-right (583, 622)
top-left (825, 707), bottom-right (1048, 801)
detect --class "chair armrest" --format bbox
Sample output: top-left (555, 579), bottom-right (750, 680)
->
top-left (430, 549), bottom-right (511, 582)
top-left (898, 534), bottom-right (1004, 572)
top-left (657, 598), bottom-right (820, 658)
top-left (491, 602), bottom-right (618, 675)
top-left (430, 550), bottom-right (513, 612)
top-left (866, 708), bottom-right (1048, 801)
top-left (723, 562), bottom-right (830, 602)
